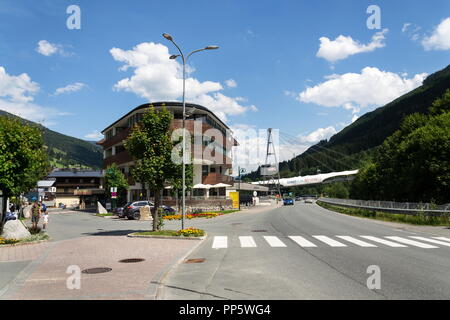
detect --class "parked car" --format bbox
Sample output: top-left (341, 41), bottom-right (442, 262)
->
top-left (283, 198), bottom-right (294, 206)
top-left (113, 204), bottom-right (129, 218)
top-left (240, 194), bottom-right (253, 206)
top-left (161, 205), bottom-right (176, 214)
top-left (123, 201), bottom-right (154, 220)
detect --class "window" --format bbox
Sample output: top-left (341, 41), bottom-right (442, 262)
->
top-left (105, 130), bottom-right (113, 140)
top-left (202, 165), bottom-right (209, 175)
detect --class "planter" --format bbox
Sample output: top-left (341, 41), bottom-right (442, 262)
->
top-left (127, 232), bottom-right (207, 241)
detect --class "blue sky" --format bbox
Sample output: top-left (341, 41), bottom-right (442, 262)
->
top-left (1, 0), bottom-right (449, 167)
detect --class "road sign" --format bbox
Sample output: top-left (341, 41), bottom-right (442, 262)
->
top-left (111, 192), bottom-right (117, 199)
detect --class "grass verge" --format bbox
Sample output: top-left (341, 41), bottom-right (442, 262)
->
top-left (132, 228), bottom-right (205, 238)
top-left (95, 213), bottom-right (114, 217)
top-left (0, 232), bottom-right (50, 246)
top-left (317, 200), bottom-right (450, 226)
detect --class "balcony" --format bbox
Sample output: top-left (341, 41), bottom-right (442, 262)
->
top-left (100, 127), bottom-right (131, 149)
top-left (202, 172), bottom-right (234, 185)
top-left (103, 151), bottom-right (134, 168)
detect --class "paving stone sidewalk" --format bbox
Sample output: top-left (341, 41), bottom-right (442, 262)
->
top-left (1, 235), bottom-right (201, 300)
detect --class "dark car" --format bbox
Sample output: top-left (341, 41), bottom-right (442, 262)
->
top-left (113, 204), bottom-right (129, 218)
top-left (283, 198), bottom-right (294, 206)
top-left (123, 201), bottom-right (154, 220)
top-left (161, 205), bottom-right (176, 214)
top-left (240, 194), bottom-right (253, 206)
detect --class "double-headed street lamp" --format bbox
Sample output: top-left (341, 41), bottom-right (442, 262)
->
top-left (162, 33), bottom-right (219, 230)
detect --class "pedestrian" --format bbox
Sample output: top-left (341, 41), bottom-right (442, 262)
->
top-left (31, 201), bottom-right (41, 230)
top-left (42, 209), bottom-right (49, 231)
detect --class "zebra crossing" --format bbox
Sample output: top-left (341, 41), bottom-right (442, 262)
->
top-left (211, 235), bottom-right (450, 249)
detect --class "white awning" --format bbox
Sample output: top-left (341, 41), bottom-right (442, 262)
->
top-left (212, 183), bottom-right (232, 188)
top-left (193, 184), bottom-right (213, 189)
top-left (38, 180), bottom-right (55, 188)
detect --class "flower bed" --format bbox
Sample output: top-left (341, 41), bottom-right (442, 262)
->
top-left (163, 212), bottom-right (223, 220)
top-left (0, 237), bottom-right (20, 245)
top-left (176, 228), bottom-right (205, 237)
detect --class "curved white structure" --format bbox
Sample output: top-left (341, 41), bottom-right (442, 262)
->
top-left (252, 170), bottom-right (359, 187)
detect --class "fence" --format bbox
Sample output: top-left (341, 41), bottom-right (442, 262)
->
top-left (318, 197), bottom-right (450, 216)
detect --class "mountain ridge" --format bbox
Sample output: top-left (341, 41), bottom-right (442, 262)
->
top-left (0, 110), bottom-right (103, 169)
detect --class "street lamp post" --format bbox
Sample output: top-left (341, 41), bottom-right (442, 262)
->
top-left (162, 33), bottom-right (218, 230)
top-left (238, 167), bottom-right (246, 211)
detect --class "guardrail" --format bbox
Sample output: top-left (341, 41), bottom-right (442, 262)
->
top-left (318, 197), bottom-right (450, 216)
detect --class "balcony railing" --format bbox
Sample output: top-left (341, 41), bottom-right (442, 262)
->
top-left (202, 172), bottom-right (234, 185)
top-left (101, 127), bottom-right (131, 149)
top-left (103, 151), bottom-right (134, 168)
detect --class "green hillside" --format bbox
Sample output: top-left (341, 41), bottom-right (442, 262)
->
top-left (0, 110), bottom-right (103, 169)
top-left (245, 64), bottom-right (450, 180)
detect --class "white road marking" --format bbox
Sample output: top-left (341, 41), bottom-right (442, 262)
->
top-left (409, 237), bottom-right (450, 247)
top-left (336, 236), bottom-right (377, 247)
top-left (212, 236), bottom-right (228, 249)
top-left (313, 236), bottom-right (347, 247)
top-left (263, 236), bottom-right (287, 247)
top-left (239, 236), bottom-right (257, 248)
top-left (288, 236), bottom-right (317, 247)
top-left (360, 236), bottom-right (407, 247)
top-left (385, 236), bottom-right (438, 249)
top-left (433, 237), bottom-right (450, 243)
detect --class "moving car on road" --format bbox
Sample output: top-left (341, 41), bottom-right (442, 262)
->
top-left (283, 198), bottom-right (294, 206)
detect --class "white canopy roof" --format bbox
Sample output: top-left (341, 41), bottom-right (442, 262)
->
top-left (193, 184), bottom-right (213, 189)
top-left (213, 183), bottom-right (232, 188)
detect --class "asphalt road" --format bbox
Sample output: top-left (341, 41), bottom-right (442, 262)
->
top-left (157, 202), bottom-right (450, 300)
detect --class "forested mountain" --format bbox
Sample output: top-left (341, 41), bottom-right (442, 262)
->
top-left (0, 110), bottom-right (103, 169)
top-left (245, 64), bottom-right (450, 181)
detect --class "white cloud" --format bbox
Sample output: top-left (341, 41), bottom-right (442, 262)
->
top-left (36, 40), bottom-right (59, 56)
top-left (0, 66), bottom-right (39, 102)
top-left (402, 23), bottom-right (412, 33)
top-left (84, 130), bottom-right (103, 140)
top-left (422, 17), bottom-right (450, 51)
top-left (316, 29), bottom-right (388, 63)
top-left (297, 67), bottom-right (427, 112)
top-left (110, 42), bottom-right (255, 122)
top-left (0, 66), bottom-right (68, 126)
top-left (225, 79), bottom-right (237, 88)
top-left (298, 126), bottom-right (337, 144)
top-left (35, 40), bottom-right (72, 57)
top-left (53, 82), bottom-right (86, 96)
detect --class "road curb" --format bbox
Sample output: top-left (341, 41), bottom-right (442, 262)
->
top-left (146, 234), bottom-right (207, 299)
top-left (0, 238), bottom-right (50, 248)
top-left (127, 233), bottom-right (206, 240)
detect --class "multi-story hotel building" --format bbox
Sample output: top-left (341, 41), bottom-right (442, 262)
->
top-left (98, 102), bottom-right (239, 205)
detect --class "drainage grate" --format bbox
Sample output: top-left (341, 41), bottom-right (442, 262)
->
top-left (119, 258), bottom-right (145, 263)
top-left (252, 230), bottom-right (268, 232)
top-left (185, 258), bottom-right (205, 264)
top-left (82, 267), bottom-right (112, 274)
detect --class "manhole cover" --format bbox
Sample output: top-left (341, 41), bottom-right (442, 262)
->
top-left (252, 230), bottom-right (268, 232)
top-left (82, 267), bottom-right (112, 274)
top-left (119, 258), bottom-right (145, 263)
top-left (185, 258), bottom-right (205, 264)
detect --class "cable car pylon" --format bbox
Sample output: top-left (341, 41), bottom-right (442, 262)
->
top-left (260, 128), bottom-right (282, 197)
